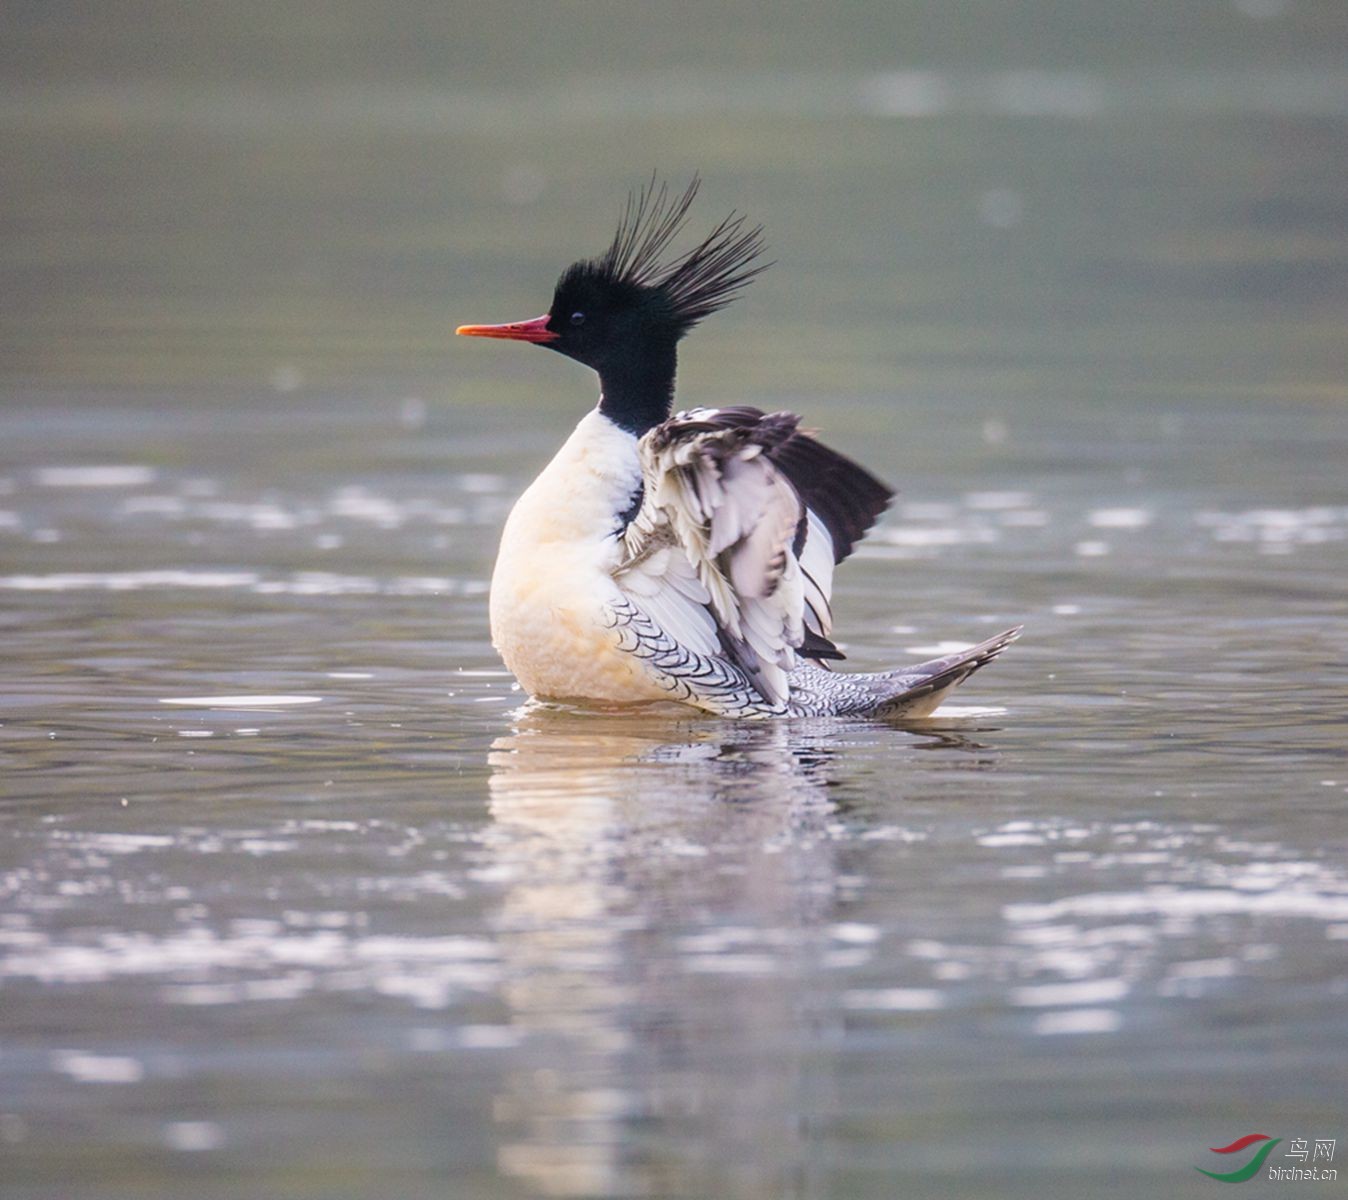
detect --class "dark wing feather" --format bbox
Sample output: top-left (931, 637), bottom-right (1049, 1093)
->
top-left (767, 433), bottom-right (893, 564)
top-left (800, 627), bottom-right (846, 661)
top-left (646, 405), bottom-right (768, 443)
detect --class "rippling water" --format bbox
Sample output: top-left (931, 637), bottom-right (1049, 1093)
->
top-left (4, 5), bottom-right (1348, 1196)
top-left (4, 386), bottom-right (1345, 1197)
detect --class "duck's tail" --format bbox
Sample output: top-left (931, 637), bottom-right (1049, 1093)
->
top-left (867, 626), bottom-right (1022, 718)
top-left (786, 626), bottom-right (1022, 718)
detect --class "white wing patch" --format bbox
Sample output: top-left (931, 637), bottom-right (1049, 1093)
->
top-left (799, 508), bottom-right (835, 639)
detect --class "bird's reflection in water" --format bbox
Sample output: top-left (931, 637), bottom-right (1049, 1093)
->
top-left (484, 704), bottom-right (995, 1197)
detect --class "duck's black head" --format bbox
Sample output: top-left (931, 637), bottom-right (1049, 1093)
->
top-left (458, 176), bottom-right (769, 436)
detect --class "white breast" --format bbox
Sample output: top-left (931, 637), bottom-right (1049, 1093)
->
top-left (490, 409), bottom-right (667, 702)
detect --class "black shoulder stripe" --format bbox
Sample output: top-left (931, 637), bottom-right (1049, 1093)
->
top-left (614, 482), bottom-right (644, 534)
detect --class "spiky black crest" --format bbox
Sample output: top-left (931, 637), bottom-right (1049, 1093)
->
top-left (580, 174), bottom-right (770, 331)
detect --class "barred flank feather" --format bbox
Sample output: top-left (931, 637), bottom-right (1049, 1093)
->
top-left (592, 174), bottom-right (770, 332)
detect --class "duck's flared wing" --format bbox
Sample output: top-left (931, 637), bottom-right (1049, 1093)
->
top-left (613, 406), bottom-right (892, 706)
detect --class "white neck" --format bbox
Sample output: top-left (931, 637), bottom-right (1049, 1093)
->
top-left (500, 408), bottom-right (642, 550)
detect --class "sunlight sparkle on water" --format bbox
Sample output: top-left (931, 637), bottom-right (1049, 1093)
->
top-left (158, 695), bottom-right (323, 708)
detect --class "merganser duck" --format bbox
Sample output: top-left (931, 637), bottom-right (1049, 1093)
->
top-left (458, 177), bottom-right (1019, 718)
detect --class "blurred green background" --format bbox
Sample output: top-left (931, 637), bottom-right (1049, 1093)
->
top-left (3, 0), bottom-right (1345, 414)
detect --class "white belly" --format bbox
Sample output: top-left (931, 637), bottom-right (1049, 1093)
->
top-left (489, 410), bottom-right (668, 704)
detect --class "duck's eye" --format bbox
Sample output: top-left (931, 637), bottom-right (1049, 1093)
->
top-left (569, 311), bottom-right (585, 326)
